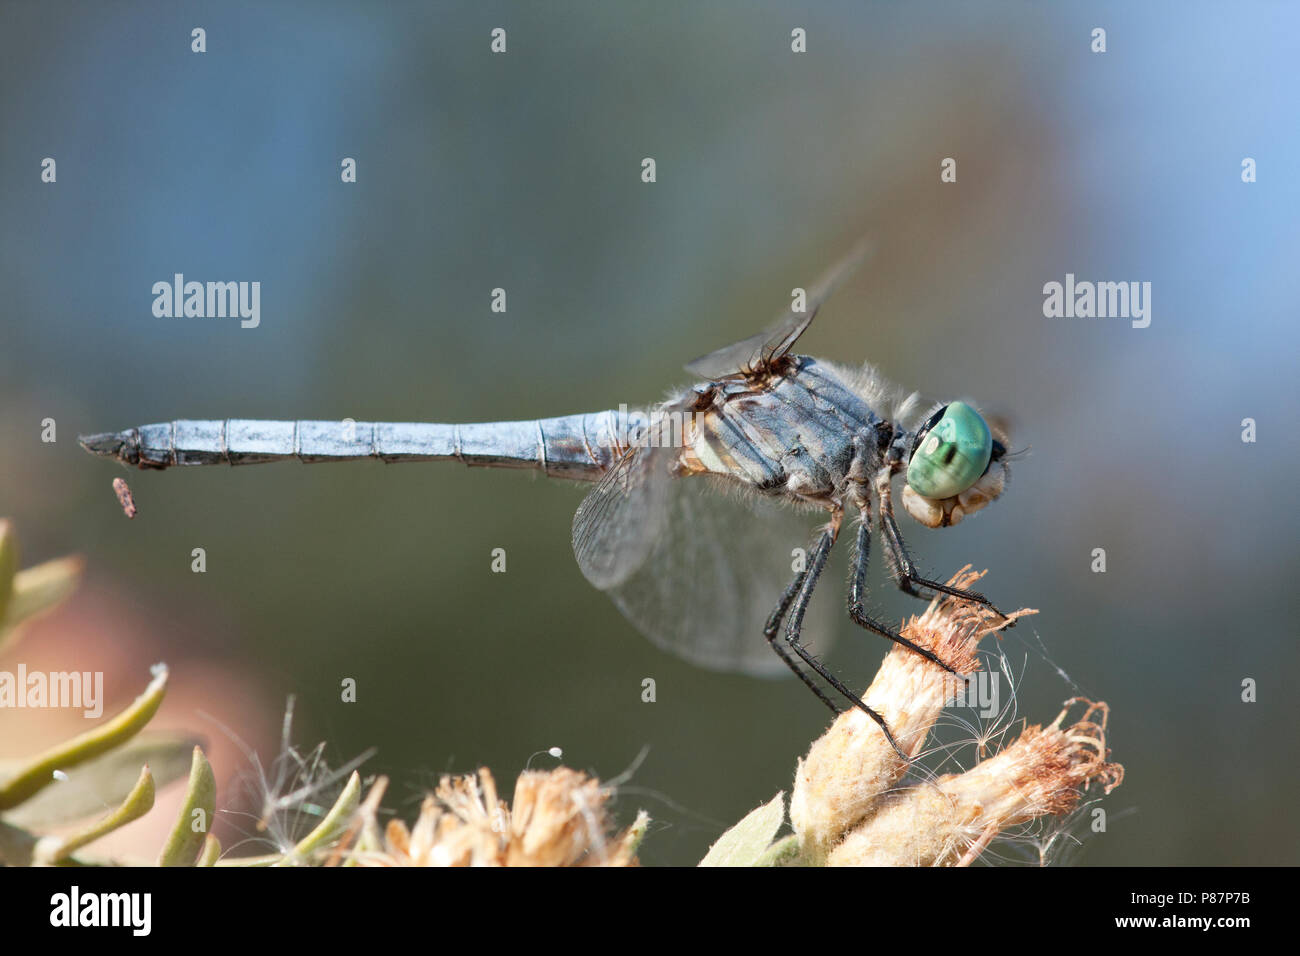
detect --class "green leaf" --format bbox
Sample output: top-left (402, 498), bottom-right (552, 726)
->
top-left (34, 765), bottom-right (156, 864)
top-left (2, 732), bottom-right (200, 828)
top-left (0, 555), bottom-right (84, 653)
top-left (698, 792), bottom-right (786, 867)
top-left (0, 521), bottom-right (17, 627)
top-left (754, 833), bottom-right (802, 867)
top-left (195, 833), bottom-right (221, 867)
top-left (0, 663), bottom-right (168, 810)
top-left (157, 747), bottom-right (217, 866)
top-left (275, 770), bottom-right (362, 866)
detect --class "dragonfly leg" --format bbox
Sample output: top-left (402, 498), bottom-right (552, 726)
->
top-left (778, 517), bottom-right (907, 760)
top-left (876, 471), bottom-right (1012, 623)
top-left (847, 509), bottom-right (963, 675)
top-left (762, 570), bottom-right (843, 715)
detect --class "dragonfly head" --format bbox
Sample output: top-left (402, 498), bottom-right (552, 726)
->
top-left (901, 401), bottom-right (1008, 528)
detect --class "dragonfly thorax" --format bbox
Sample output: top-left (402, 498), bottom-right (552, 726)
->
top-left (674, 358), bottom-right (876, 506)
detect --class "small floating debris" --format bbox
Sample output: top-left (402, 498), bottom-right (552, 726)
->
top-left (112, 477), bottom-right (137, 518)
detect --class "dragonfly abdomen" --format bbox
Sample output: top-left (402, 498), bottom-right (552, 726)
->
top-left (79, 412), bottom-right (646, 481)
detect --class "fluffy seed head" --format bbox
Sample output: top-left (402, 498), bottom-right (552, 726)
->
top-left (364, 767), bottom-right (646, 867)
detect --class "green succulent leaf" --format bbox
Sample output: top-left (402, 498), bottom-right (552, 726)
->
top-left (275, 770), bottom-right (363, 866)
top-left (2, 732), bottom-right (201, 828)
top-left (157, 746), bottom-right (217, 866)
top-left (34, 764), bottom-right (156, 865)
top-left (0, 555), bottom-right (84, 654)
top-left (196, 833), bottom-right (221, 867)
top-left (0, 520), bottom-right (18, 627)
top-left (0, 664), bottom-right (168, 811)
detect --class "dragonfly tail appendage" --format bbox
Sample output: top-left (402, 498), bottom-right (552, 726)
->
top-left (79, 430), bottom-right (136, 462)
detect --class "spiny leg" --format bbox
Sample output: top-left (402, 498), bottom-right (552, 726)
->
top-left (779, 518), bottom-right (906, 759)
top-left (876, 471), bottom-right (1010, 621)
top-left (762, 567), bottom-right (841, 712)
top-left (847, 514), bottom-right (962, 676)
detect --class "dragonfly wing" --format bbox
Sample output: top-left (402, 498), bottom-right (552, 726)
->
top-left (683, 313), bottom-right (812, 380)
top-left (572, 442), bottom-right (672, 590)
top-left (684, 238), bottom-right (874, 380)
top-left (578, 469), bottom-right (838, 678)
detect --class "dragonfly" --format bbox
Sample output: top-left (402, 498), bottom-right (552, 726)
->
top-left (80, 247), bottom-right (1013, 755)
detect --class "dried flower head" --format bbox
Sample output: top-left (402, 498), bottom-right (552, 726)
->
top-left (827, 698), bottom-right (1124, 866)
top-left (790, 567), bottom-right (1030, 861)
top-left (364, 767), bottom-right (647, 867)
top-left (789, 567), bottom-right (1123, 865)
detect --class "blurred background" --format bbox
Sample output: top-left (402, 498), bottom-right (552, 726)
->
top-left (1, 1), bottom-right (1297, 864)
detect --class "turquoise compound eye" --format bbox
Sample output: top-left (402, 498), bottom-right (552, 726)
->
top-left (905, 401), bottom-right (992, 500)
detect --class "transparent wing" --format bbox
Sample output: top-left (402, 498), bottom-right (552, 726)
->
top-left (684, 238), bottom-right (874, 380)
top-left (571, 442), bottom-right (671, 590)
top-left (683, 311), bottom-right (815, 380)
top-left (573, 444), bottom-right (837, 677)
